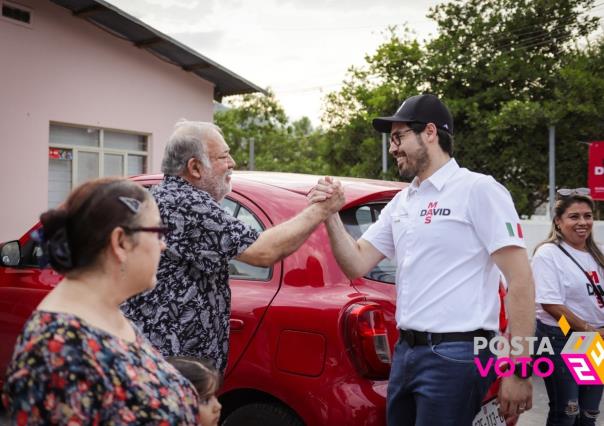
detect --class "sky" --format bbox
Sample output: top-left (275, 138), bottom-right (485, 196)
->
top-left (108, 0), bottom-right (604, 126)
top-left (108, 0), bottom-right (442, 125)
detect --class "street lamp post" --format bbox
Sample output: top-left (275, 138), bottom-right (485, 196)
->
top-left (382, 133), bottom-right (388, 175)
top-left (249, 138), bottom-right (255, 171)
top-left (548, 126), bottom-right (556, 217)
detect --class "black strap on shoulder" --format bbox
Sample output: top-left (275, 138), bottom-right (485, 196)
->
top-left (556, 243), bottom-right (604, 307)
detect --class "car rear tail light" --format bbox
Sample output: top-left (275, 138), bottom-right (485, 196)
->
top-left (343, 302), bottom-right (392, 380)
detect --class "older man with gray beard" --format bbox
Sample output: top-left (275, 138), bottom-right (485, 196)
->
top-left (122, 120), bottom-right (344, 372)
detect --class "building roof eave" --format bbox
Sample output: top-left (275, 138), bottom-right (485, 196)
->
top-left (50, 0), bottom-right (267, 100)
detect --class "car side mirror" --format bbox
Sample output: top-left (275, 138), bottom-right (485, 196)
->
top-left (0, 241), bottom-right (21, 267)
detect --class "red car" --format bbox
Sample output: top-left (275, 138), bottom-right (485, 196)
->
top-left (0, 171), bottom-right (507, 425)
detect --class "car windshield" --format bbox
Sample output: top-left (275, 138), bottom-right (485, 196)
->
top-left (339, 203), bottom-right (396, 284)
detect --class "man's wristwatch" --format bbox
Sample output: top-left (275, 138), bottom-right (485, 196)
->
top-left (513, 360), bottom-right (533, 379)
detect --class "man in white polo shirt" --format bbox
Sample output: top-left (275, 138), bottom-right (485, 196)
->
top-left (309, 94), bottom-right (535, 425)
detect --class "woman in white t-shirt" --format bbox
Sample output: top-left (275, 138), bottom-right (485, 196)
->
top-left (533, 188), bottom-right (604, 426)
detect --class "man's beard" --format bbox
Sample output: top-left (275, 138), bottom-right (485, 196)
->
top-left (398, 138), bottom-right (430, 181)
top-left (200, 171), bottom-right (231, 201)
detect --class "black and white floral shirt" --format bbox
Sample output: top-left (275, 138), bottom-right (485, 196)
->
top-left (122, 175), bottom-right (259, 372)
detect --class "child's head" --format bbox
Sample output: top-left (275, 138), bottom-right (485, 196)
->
top-left (166, 356), bottom-right (222, 426)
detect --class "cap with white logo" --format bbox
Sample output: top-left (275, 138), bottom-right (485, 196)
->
top-left (372, 94), bottom-right (454, 135)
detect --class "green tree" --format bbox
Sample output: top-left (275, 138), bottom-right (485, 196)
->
top-left (425, 0), bottom-right (600, 214)
top-left (321, 28), bottom-right (425, 179)
top-left (215, 91), bottom-right (328, 174)
top-left (321, 0), bottom-right (603, 216)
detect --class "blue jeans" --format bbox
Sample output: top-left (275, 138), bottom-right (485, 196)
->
top-left (536, 320), bottom-right (604, 426)
top-left (386, 334), bottom-right (495, 426)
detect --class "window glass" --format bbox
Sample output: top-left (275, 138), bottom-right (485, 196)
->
top-left (48, 149), bottom-right (72, 208)
top-left (340, 203), bottom-right (396, 284)
top-left (48, 124), bottom-right (148, 207)
top-left (127, 155), bottom-right (147, 176)
top-left (228, 259), bottom-right (270, 281)
top-left (104, 154), bottom-right (123, 177)
top-left (354, 206), bottom-right (373, 236)
top-left (50, 125), bottom-right (99, 147)
top-left (221, 198), bottom-right (237, 216)
top-left (20, 238), bottom-right (45, 268)
top-left (76, 151), bottom-right (99, 186)
top-left (237, 206), bottom-right (264, 233)
top-left (220, 198), bottom-right (270, 281)
top-left (105, 131), bottom-right (147, 151)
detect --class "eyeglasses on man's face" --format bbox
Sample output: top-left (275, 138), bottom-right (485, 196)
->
top-left (390, 129), bottom-right (415, 147)
top-left (557, 187), bottom-right (591, 197)
top-left (123, 225), bottom-right (170, 242)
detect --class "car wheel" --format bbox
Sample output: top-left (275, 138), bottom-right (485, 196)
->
top-left (222, 402), bottom-right (304, 426)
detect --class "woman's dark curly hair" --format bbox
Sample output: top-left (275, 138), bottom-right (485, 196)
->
top-left (38, 177), bottom-right (151, 274)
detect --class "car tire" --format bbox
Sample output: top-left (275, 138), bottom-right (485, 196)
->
top-left (222, 402), bottom-right (304, 426)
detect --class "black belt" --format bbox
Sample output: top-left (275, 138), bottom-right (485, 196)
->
top-left (399, 329), bottom-right (495, 347)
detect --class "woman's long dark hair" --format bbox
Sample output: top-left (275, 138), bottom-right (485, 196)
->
top-left (38, 178), bottom-right (150, 274)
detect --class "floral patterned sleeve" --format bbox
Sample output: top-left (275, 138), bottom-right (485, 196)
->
top-left (3, 311), bottom-right (201, 425)
top-left (3, 316), bottom-right (108, 424)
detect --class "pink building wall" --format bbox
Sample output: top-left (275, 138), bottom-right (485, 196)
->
top-left (0, 0), bottom-right (216, 241)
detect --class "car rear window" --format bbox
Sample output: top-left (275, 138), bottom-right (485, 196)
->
top-left (339, 203), bottom-right (396, 284)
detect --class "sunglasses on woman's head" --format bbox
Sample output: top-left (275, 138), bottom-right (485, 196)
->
top-left (556, 188), bottom-right (590, 197)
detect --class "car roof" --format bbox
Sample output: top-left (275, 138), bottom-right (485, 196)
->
top-left (234, 171), bottom-right (406, 195)
top-left (131, 171), bottom-right (406, 199)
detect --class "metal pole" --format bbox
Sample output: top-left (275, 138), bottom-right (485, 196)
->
top-left (549, 126), bottom-right (555, 217)
top-left (382, 133), bottom-right (388, 175)
top-left (249, 138), bottom-right (255, 171)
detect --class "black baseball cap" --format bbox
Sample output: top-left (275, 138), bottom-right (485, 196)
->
top-left (372, 94), bottom-right (454, 135)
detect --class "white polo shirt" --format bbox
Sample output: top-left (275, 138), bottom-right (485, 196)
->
top-left (533, 241), bottom-right (604, 328)
top-left (362, 159), bottom-right (525, 332)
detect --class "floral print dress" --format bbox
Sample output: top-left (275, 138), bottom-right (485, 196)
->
top-left (2, 311), bottom-right (201, 425)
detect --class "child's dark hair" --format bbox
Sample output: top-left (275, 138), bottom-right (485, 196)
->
top-left (165, 356), bottom-right (222, 396)
top-left (38, 177), bottom-right (151, 273)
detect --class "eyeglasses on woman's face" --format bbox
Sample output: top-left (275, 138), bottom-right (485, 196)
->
top-left (122, 226), bottom-right (170, 242)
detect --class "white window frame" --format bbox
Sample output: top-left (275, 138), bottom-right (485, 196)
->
top-left (49, 123), bottom-right (150, 190)
top-left (1, 0), bottom-right (33, 29)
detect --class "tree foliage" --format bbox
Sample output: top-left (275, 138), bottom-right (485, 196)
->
top-left (215, 0), bottom-right (604, 216)
top-left (320, 0), bottom-right (604, 216)
top-left (215, 91), bottom-right (329, 174)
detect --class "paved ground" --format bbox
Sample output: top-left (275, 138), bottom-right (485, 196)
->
top-left (1, 378), bottom-right (603, 425)
top-left (516, 376), bottom-right (555, 426)
top-left (517, 376), bottom-right (604, 426)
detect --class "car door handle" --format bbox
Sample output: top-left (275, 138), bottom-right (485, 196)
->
top-left (230, 319), bottom-right (245, 331)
